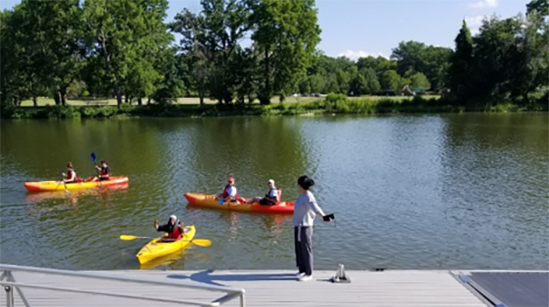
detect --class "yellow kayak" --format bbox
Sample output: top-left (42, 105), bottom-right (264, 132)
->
top-left (24, 176), bottom-right (129, 191)
top-left (136, 225), bottom-right (196, 264)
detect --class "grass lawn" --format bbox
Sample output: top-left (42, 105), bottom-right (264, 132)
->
top-left (19, 95), bottom-right (441, 107)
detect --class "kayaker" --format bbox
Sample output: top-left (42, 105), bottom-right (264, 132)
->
top-left (216, 177), bottom-right (239, 204)
top-left (293, 175), bottom-right (332, 282)
top-left (92, 160), bottom-right (111, 181)
top-left (62, 162), bottom-right (77, 183)
top-left (247, 179), bottom-right (279, 205)
top-left (154, 215), bottom-right (185, 242)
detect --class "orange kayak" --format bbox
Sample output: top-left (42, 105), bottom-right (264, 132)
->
top-left (184, 192), bottom-right (294, 214)
top-left (24, 176), bottom-right (129, 192)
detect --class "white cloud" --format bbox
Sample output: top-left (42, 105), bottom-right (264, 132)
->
top-left (470, 0), bottom-right (497, 9)
top-left (337, 50), bottom-right (389, 60)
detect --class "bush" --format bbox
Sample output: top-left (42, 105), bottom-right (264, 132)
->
top-left (96, 106), bottom-right (117, 117)
top-left (44, 105), bottom-right (81, 119)
top-left (82, 107), bottom-right (98, 118)
top-left (118, 103), bottom-right (135, 114)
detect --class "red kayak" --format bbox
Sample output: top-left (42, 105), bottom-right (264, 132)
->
top-left (184, 192), bottom-right (294, 214)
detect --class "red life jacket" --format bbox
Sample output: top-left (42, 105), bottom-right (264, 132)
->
top-left (166, 225), bottom-right (182, 240)
top-left (66, 170), bottom-right (76, 181)
top-left (100, 166), bottom-right (110, 177)
top-left (222, 184), bottom-right (238, 200)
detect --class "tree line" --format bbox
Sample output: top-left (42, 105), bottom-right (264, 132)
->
top-left (0, 0), bottom-right (547, 110)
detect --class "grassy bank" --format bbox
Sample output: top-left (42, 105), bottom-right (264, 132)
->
top-left (17, 95), bottom-right (442, 107)
top-left (2, 95), bottom-right (546, 119)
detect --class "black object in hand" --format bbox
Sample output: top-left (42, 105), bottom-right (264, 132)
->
top-left (323, 213), bottom-right (335, 222)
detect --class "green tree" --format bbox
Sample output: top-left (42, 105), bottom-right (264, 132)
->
top-left (349, 73), bottom-right (367, 96)
top-left (472, 16), bottom-right (524, 102)
top-left (233, 47), bottom-right (260, 103)
top-left (309, 74), bottom-right (327, 94)
top-left (336, 69), bottom-right (351, 95)
top-left (357, 56), bottom-right (397, 77)
top-left (391, 41), bottom-right (451, 90)
top-left (410, 72), bottom-right (431, 90)
top-left (249, 0), bottom-right (321, 104)
top-left (514, 3), bottom-right (548, 102)
top-left (362, 68), bottom-right (381, 94)
top-left (82, 0), bottom-right (171, 107)
top-left (0, 4), bottom-right (50, 107)
top-left (526, 0), bottom-right (548, 15)
top-left (24, 0), bottom-right (85, 106)
top-left (170, 8), bottom-right (212, 105)
top-left (448, 20), bottom-right (474, 104)
top-left (171, 1), bottom-right (250, 104)
top-left (380, 70), bottom-right (401, 92)
top-left (391, 41), bottom-right (427, 74)
top-left (151, 47), bottom-right (186, 105)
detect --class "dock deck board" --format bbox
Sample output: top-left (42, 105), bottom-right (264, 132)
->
top-left (1, 269), bottom-right (491, 306)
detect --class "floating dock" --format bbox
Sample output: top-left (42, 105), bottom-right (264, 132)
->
top-left (1, 268), bottom-right (547, 306)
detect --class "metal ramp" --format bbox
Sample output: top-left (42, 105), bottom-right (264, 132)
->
top-left (459, 271), bottom-right (548, 307)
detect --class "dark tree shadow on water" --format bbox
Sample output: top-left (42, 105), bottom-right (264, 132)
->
top-left (167, 270), bottom-right (297, 287)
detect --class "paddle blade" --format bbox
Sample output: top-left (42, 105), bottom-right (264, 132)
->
top-left (191, 239), bottom-right (212, 247)
top-left (120, 235), bottom-right (139, 241)
top-left (91, 152), bottom-right (96, 163)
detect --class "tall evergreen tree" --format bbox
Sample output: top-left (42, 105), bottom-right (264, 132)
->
top-left (447, 20), bottom-right (474, 104)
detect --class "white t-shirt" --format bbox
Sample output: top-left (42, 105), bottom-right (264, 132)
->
top-left (268, 188), bottom-right (278, 199)
top-left (226, 186), bottom-right (237, 197)
top-left (292, 191), bottom-right (323, 227)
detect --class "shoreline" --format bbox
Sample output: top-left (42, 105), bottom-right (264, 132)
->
top-left (2, 97), bottom-right (547, 119)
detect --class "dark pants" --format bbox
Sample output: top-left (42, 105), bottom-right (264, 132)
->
top-left (294, 226), bottom-right (313, 276)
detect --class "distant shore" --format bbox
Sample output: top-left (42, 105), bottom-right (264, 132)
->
top-left (2, 95), bottom-right (546, 119)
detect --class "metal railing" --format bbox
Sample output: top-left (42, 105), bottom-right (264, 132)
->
top-left (0, 264), bottom-right (245, 307)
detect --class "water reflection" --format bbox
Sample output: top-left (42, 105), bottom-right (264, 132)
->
top-left (138, 247), bottom-right (189, 271)
top-left (1, 115), bottom-right (547, 270)
top-left (25, 183), bottom-right (129, 204)
top-left (189, 117), bottom-right (310, 198)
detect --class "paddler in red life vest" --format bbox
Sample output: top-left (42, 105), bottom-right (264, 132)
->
top-left (91, 160), bottom-right (111, 181)
top-left (62, 162), bottom-right (77, 183)
top-left (216, 177), bottom-right (240, 204)
top-left (154, 215), bottom-right (185, 242)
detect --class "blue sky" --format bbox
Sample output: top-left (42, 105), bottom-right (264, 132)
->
top-left (1, 0), bottom-right (529, 60)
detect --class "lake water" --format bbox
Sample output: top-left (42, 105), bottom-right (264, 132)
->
top-left (1, 113), bottom-right (547, 271)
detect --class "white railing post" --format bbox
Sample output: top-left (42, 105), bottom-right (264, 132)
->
top-left (0, 264), bottom-right (245, 307)
top-left (2, 270), bottom-right (15, 307)
top-left (240, 291), bottom-right (246, 307)
top-left (5, 285), bottom-right (14, 307)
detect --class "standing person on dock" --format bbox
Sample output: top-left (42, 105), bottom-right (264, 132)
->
top-left (293, 175), bottom-right (331, 281)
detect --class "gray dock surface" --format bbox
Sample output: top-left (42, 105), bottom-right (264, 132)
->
top-left (1, 269), bottom-right (492, 306)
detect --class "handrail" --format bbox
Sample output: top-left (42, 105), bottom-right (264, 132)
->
top-left (0, 264), bottom-right (245, 307)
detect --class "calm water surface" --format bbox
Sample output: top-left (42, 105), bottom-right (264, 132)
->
top-left (1, 114), bottom-right (547, 271)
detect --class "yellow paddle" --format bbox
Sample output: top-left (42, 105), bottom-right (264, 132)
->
top-left (119, 235), bottom-right (212, 247)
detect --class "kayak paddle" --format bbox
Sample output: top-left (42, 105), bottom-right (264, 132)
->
top-left (91, 152), bottom-right (103, 188)
top-left (119, 235), bottom-right (212, 247)
top-left (61, 170), bottom-right (70, 195)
